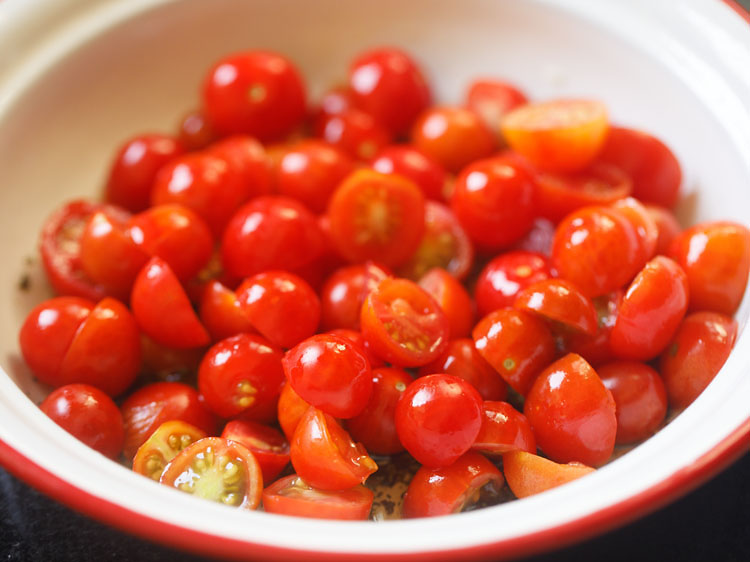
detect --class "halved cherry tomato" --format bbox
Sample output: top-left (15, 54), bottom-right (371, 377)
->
top-left (132, 420), bottom-right (207, 480)
top-left (402, 451), bottom-right (504, 518)
top-left (40, 384), bottom-right (124, 459)
top-left (317, 109), bottom-right (392, 161)
top-left (361, 278), bottom-right (449, 367)
top-left (502, 450), bottom-right (594, 498)
top-left (418, 268), bottom-right (474, 339)
top-left (524, 353), bottom-right (616, 466)
top-left (472, 401), bottom-right (535, 456)
top-left (395, 374), bottom-right (483, 468)
top-left (198, 280), bottom-right (255, 342)
top-left (501, 99), bottom-right (609, 173)
top-left (466, 79), bottom-right (528, 138)
top-left (221, 420), bottom-right (290, 483)
top-left (290, 407), bottom-right (377, 491)
top-left (646, 204), bottom-right (682, 257)
top-left (177, 109), bottom-right (216, 151)
top-left (262, 475), bottom-right (374, 520)
top-left (161, 437), bottom-right (263, 509)
top-left (319, 262), bottom-right (391, 332)
top-left (277, 382), bottom-right (311, 441)
top-left (563, 290), bottom-right (624, 367)
top-left (514, 279), bottom-right (598, 336)
top-left (371, 145), bottom-right (448, 202)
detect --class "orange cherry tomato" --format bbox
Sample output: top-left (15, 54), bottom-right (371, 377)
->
top-left (277, 382), bottom-right (311, 442)
top-left (502, 450), bottom-right (594, 498)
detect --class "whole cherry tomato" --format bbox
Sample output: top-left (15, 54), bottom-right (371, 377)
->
top-left (472, 401), bottom-right (535, 456)
top-left (502, 450), bottom-right (594, 498)
top-left (319, 262), bottom-right (391, 332)
top-left (132, 420), bottom-right (207, 480)
top-left (646, 204), bottom-right (682, 257)
top-left (177, 109), bottom-right (216, 151)
top-left (317, 109), bottom-right (392, 161)
top-left (198, 280), bottom-right (255, 342)
top-left (206, 135), bottom-right (273, 200)
top-left (221, 420), bottom-right (290, 483)
top-left (563, 290), bottom-right (624, 367)
top-left (262, 475), bottom-right (374, 520)
top-left (612, 197), bottom-right (658, 267)
top-left (371, 145), bottom-right (448, 201)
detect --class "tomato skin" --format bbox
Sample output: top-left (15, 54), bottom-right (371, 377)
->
top-left (105, 133), bottom-right (184, 212)
top-left (524, 353), bottom-right (616, 466)
top-left (466, 79), bottom-right (528, 138)
top-left (597, 126), bottom-right (682, 208)
top-left (472, 308), bottom-right (556, 396)
top-left (612, 197), bottom-right (658, 267)
top-left (317, 109), bottom-right (392, 162)
top-left (502, 450), bottom-right (594, 498)
top-left (290, 407), bottom-right (378, 491)
top-left (262, 475), bottom-right (374, 520)
top-left (418, 268), bottom-right (474, 339)
top-left (361, 278), bottom-right (450, 367)
top-left (40, 384), bottom-right (124, 459)
top-left (319, 262), bottom-right (391, 332)
top-left (513, 217), bottom-right (556, 257)
top-left (327, 169), bottom-right (426, 268)
top-left (121, 382), bottom-right (218, 460)
top-left (177, 109), bottom-right (216, 151)
top-left (514, 279), bottom-right (598, 336)
top-left (132, 420), bottom-right (207, 480)
top-left (610, 256), bottom-right (689, 361)
top-left (221, 420), bottom-right (290, 483)
top-left (395, 374), bottom-right (483, 468)
top-left (660, 312), bottom-right (738, 410)
top-left (402, 451), bottom-right (504, 518)
top-left (371, 145), bottom-right (448, 202)
top-left (313, 85), bottom-right (353, 124)
top-left (474, 251), bottom-right (552, 318)
top-left (646, 204), bottom-right (682, 257)
top-left (236, 271), bottom-right (321, 350)
top-left (563, 290), bottom-right (623, 367)
top-left (198, 333), bottom-right (285, 421)
top-left (418, 338), bottom-right (507, 402)
top-left (472, 401), bottom-right (535, 456)
top-left (346, 367), bottom-right (413, 455)
top-left (598, 361), bottom-right (667, 444)
top-left (669, 221), bottom-right (750, 315)
top-left (160, 437), bottom-right (263, 509)
top-left (202, 50), bottom-right (306, 141)
top-left (206, 135), bottom-right (273, 200)
top-left (348, 47), bottom-right (431, 136)
top-left (451, 155), bottom-right (536, 250)
top-left (198, 280), bottom-right (255, 342)
top-left (326, 328), bottom-right (385, 368)
top-left (277, 382), bottom-right (311, 441)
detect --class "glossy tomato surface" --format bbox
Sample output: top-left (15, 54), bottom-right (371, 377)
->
top-left (262, 475), bottom-right (374, 520)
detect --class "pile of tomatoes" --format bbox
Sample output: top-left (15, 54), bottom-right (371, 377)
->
top-left (19, 47), bottom-right (750, 520)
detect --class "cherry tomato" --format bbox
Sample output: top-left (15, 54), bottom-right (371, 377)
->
top-left (139, 334), bottom-right (205, 382)
top-left (235, 271), bottom-right (321, 350)
top-left (206, 135), bottom-right (273, 200)
top-left (277, 382), bottom-right (311, 441)
top-left (361, 278), bottom-right (449, 367)
top-left (402, 451), bottom-right (504, 518)
top-left (371, 145), bottom-right (448, 201)
top-left (326, 328), bottom-right (385, 369)
top-left (418, 338), bottom-right (507, 402)
top-left (290, 407), bottom-right (377, 491)
top-left (612, 197), bottom-right (658, 267)
top-left (502, 450), bottom-right (594, 498)
top-left (346, 367), bottom-right (413, 455)
top-left (202, 50), bottom-right (306, 141)
top-left (610, 256), bottom-right (689, 361)
top-left (327, 169), bottom-right (425, 268)
top-left (514, 279), bottom-right (598, 336)
top-left (177, 109), bottom-right (216, 151)
top-left (221, 420), bottom-right (290, 483)
top-left (524, 353), bottom-right (616, 466)
top-left (563, 290), bottom-right (624, 367)
top-left (313, 85), bottom-right (353, 124)
top-left (104, 134), bottom-right (184, 212)
top-left (551, 205), bottom-right (641, 297)
top-left (395, 374), bottom-right (483, 468)
top-left (20, 296), bottom-right (140, 396)
top-left (40, 384), bottom-right (124, 459)
top-left (319, 262), bottom-right (391, 332)
top-left (451, 155), bottom-right (536, 250)
top-left (646, 204), bottom-right (682, 257)
top-left (472, 401), bottom-right (535, 456)
top-left (198, 280), bottom-right (254, 342)
top-left (472, 308), bottom-right (556, 396)
top-left (348, 47), bottom-right (431, 136)
top-left (512, 217), bottom-right (556, 256)
top-left (597, 126), bottom-right (682, 208)
top-left (221, 196), bottom-right (325, 280)
top-left (161, 437), bottom-right (263, 509)
top-left (132, 420), bottom-right (207, 480)
top-left (262, 475), bottom-right (374, 520)
top-left (317, 109), bottom-right (391, 161)
top-left (598, 361), bottom-right (667, 444)
top-left (466, 79), bottom-right (528, 138)
top-left (411, 106), bottom-right (496, 174)
top-left (660, 312), bottom-right (738, 410)
top-left (418, 268), bottom-right (474, 339)
top-left (475, 251), bottom-right (552, 318)
top-left (121, 382), bottom-right (218, 460)
top-left (501, 99), bottom-right (609, 173)
top-left (198, 333), bottom-right (285, 421)
top-left (669, 221), bottom-right (750, 315)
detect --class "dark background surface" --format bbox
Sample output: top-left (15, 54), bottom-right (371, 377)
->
top-left (3, 1), bottom-right (750, 561)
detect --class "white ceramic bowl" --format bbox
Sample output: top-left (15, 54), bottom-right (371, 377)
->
top-left (1, 0), bottom-right (749, 560)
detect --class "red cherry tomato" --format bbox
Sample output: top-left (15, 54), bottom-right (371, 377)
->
top-left (371, 145), bottom-right (448, 201)
top-left (132, 420), bottom-right (207, 480)
top-left (361, 278), bottom-right (449, 367)
top-left (395, 374), bottom-right (483, 468)
top-left (348, 47), bottom-right (431, 136)
top-left (512, 217), bottom-right (556, 256)
top-left (202, 50), bottom-right (306, 141)
top-left (139, 334), bottom-right (205, 381)
top-left (177, 109), bottom-right (216, 151)
top-left (277, 382), bottom-right (311, 441)
top-left (472, 308), bottom-right (556, 396)
top-left (198, 280), bottom-right (254, 342)
top-left (320, 262), bottom-right (391, 332)
top-left (597, 126), bottom-right (682, 208)
top-left (514, 279), bottom-right (598, 336)
top-left (524, 353), bottom-right (616, 466)
top-left (221, 420), bottom-right (290, 483)
top-left (40, 384), bottom-right (124, 459)
top-left (660, 312), bottom-right (738, 410)
top-left (327, 169), bottom-right (426, 268)
top-left (612, 197), bottom-right (658, 267)
top-left (502, 450), bottom-right (594, 498)
top-left (418, 268), bottom-right (474, 339)
top-left (104, 134), bottom-right (184, 212)
top-left (317, 109), bottom-right (392, 162)
top-left (669, 221), bottom-right (750, 315)
top-left (346, 367), bottom-right (413, 455)
top-left (160, 437), bottom-right (263, 509)
top-left (121, 382), bottom-right (218, 460)
top-left (451, 155), bottom-right (536, 250)
top-left (563, 290), bottom-right (624, 367)
top-left (206, 135), bottom-right (273, 200)
top-left (402, 451), bottom-right (504, 518)
top-left (418, 338), bottom-right (507, 402)
top-left (646, 204), bottom-right (682, 257)
top-left (313, 85), bottom-right (353, 124)
top-left (411, 106), bottom-right (496, 174)
top-left (198, 333), bottom-right (285, 421)
top-left (472, 401), bottom-right (535, 456)
top-left (598, 361), bottom-right (667, 444)
top-left (290, 407), bottom-right (377, 491)
top-left (466, 79), bottom-right (528, 137)
top-left (326, 328), bottom-right (385, 369)
top-left (262, 475), bottom-right (374, 520)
